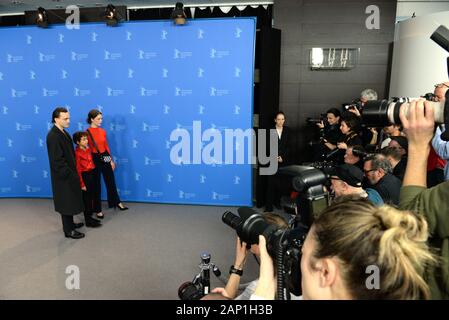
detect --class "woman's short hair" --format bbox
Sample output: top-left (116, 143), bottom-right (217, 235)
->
top-left (311, 197), bottom-right (436, 299)
top-left (326, 108), bottom-right (341, 118)
top-left (87, 109), bottom-right (102, 124)
top-left (341, 112), bottom-right (361, 133)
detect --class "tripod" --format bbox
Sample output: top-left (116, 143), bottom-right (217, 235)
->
top-left (191, 252), bottom-right (221, 296)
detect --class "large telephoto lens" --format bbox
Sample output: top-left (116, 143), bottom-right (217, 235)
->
top-left (222, 211), bottom-right (242, 230)
top-left (222, 210), bottom-right (275, 245)
top-left (238, 214), bottom-right (272, 245)
top-left (363, 99), bottom-right (446, 127)
top-left (362, 99), bottom-right (396, 127)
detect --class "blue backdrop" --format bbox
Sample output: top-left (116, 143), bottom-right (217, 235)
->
top-left (0, 18), bottom-right (255, 206)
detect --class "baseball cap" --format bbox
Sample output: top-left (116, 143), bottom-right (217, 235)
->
top-left (330, 164), bottom-right (363, 188)
top-left (390, 136), bottom-right (408, 151)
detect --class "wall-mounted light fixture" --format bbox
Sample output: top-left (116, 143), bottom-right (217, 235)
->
top-left (310, 48), bottom-right (359, 70)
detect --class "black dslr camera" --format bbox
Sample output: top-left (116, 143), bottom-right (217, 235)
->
top-left (306, 113), bottom-right (326, 125)
top-left (343, 99), bottom-right (363, 112)
top-left (222, 208), bottom-right (307, 299)
top-left (422, 92), bottom-right (436, 101)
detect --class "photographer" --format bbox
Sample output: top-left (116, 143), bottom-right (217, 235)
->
top-left (381, 146), bottom-right (407, 182)
top-left (323, 112), bottom-right (362, 163)
top-left (433, 82), bottom-right (449, 102)
top-left (347, 89), bottom-right (380, 147)
top-left (317, 108), bottom-right (343, 151)
top-left (212, 213), bottom-right (289, 300)
top-left (430, 83), bottom-right (449, 183)
top-left (381, 124), bottom-right (403, 149)
top-left (327, 112), bottom-right (362, 151)
top-left (399, 99), bottom-right (449, 299)
top-left (431, 125), bottom-right (449, 182)
top-left (330, 164), bottom-right (383, 206)
top-left (252, 198), bottom-right (436, 299)
top-left (389, 136), bottom-right (408, 157)
top-left (344, 145), bottom-right (366, 170)
top-left (363, 153), bottom-right (401, 205)
top-left (360, 88), bottom-right (378, 106)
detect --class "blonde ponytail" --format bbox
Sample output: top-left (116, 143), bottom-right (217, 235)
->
top-left (312, 198), bottom-right (437, 299)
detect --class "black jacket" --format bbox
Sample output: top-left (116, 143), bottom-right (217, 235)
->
top-left (46, 126), bottom-right (84, 216)
top-left (323, 124), bottom-right (343, 145)
top-left (393, 157), bottom-right (407, 182)
top-left (277, 126), bottom-right (291, 166)
top-left (371, 173), bottom-right (401, 206)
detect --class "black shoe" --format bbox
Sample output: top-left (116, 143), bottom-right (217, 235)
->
top-left (96, 212), bottom-right (104, 219)
top-left (74, 222), bottom-right (84, 229)
top-left (115, 204), bottom-right (129, 211)
top-left (86, 219), bottom-right (102, 228)
top-left (64, 230), bottom-right (85, 239)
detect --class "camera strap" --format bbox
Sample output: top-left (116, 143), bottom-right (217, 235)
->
top-left (86, 129), bottom-right (101, 154)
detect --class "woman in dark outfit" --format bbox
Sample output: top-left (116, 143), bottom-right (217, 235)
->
top-left (265, 111), bottom-right (291, 212)
top-left (324, 112), bottom-right (362, 163)
top-left (86, 109), bottom-right (128, 219)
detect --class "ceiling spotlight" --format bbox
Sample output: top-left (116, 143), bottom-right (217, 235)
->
top-left (105, 4), bottom-right (118, 27)
top-left (171, 2), bottom-right (187, 25)
top-left (36, 7), bottom-right (48, 28)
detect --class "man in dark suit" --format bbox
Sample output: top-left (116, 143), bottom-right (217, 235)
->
top-left (46, 107), bottom-right (85, 239)
top-left (363, 153), bottom-right (401, 206)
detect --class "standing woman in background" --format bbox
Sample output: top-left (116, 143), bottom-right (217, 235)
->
top-left (264, 111), bottom-right (291, 212)
top-left (86, 109), bottom-right (128, 219)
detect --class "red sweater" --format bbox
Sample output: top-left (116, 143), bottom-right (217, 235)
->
top-left (427, 146), bottom-right (446, 171)
top-left (87, 127), bottom-right (111, 155)
top-left (75, 146), bottom-right (95, 188)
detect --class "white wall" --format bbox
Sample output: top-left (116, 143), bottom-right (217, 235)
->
top-left (396, 0), bottom-right (449, 22)
top-left (389, 11), bottom-right (449, 97)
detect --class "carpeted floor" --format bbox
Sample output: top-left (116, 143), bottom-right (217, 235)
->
top-left (0, 198), bottom-right (288, 300)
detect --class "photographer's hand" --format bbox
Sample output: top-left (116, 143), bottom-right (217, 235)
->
top-left (234, 237), bottom-right (248, 268)
top-left (337, 142), bottom-right (348, 150)
top-left (401, 99), bottom-right (435, 187)
top-left (211, 287), bottom-right (232, 299)
top-left (317, 121), bottom-right (325, 129)
top-left (369, 127), bottom-right (379, 145)
top-left (223, 237), bottom-right (248, 299)
top-left (324, 140), bottom-right (337, 150)
top-left (348, 108), bottom-right (361, 117)
top-left (253, 235), bottom-right (275, 300)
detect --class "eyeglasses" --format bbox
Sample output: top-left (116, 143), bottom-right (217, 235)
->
top-left (364, 169), bottom-right (376, 174)
top-left (434, 83), bottom-right (449, 89)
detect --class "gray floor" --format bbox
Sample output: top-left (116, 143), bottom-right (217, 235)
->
top-left (0, 198), bottom-right (282, 300)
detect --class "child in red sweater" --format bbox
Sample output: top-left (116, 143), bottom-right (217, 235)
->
top-left (73, 131), bottom-right (102, 228)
